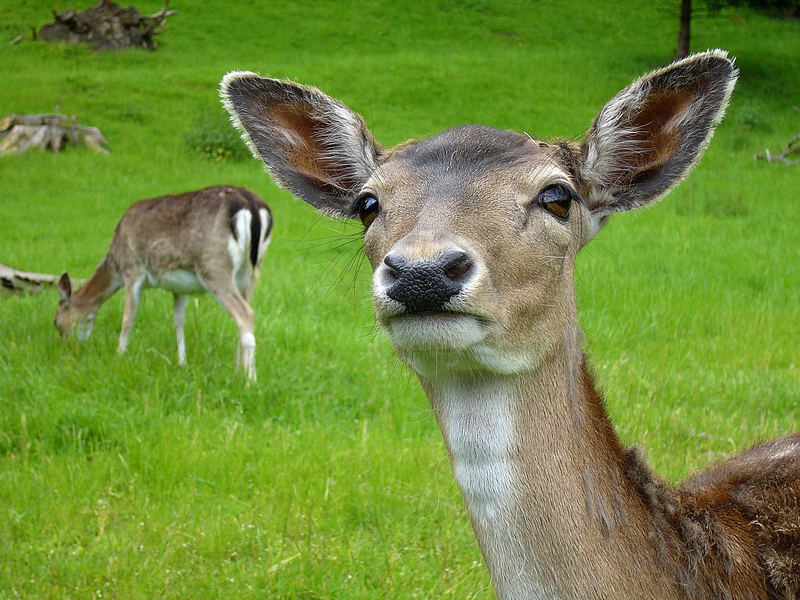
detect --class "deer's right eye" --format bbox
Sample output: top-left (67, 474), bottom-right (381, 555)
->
top-left (356, 195), bottom-right (380, 229)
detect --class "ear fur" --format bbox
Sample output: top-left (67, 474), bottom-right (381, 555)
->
top-left (57, 271), bottom-right (72, 304)
top-left (580, 50), bottom-right (737, 217)
top-left (220, 72), bottom-right (382, 219)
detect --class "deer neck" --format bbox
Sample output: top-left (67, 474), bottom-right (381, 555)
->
top-left (417, 324), bottom-right (679, 600)
top-left (70, 258), bottom-right (118, 317)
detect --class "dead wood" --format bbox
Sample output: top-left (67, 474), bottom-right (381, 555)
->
top-left (754, 133), bottom-right (800, 165)
top-left (0, 264), bottom-right (65, 295)
top-left (0, 113), bottom-right (109, 156)
top-left (38, 0), bottom-right (176, 51)
top-left (755, 107), bottom-right (800, 165)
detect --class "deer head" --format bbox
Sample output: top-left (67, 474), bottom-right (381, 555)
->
top-left (221, 51), bottom-right (736, 381)
top-left (55, 272), bottom-right (82, 338)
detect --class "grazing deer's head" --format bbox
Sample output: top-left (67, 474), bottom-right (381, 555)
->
top-left (55, 271), bottom-right (93, 341)
top-left (221, 51), bottom-right (736, 381)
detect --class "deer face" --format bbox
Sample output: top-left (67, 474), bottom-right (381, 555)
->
top-left (355, 125), bottom-right (591, 375)
top-left (54, 272), bottom-right (95, 341)
top-left (221, 50), bottom-right (736, 378)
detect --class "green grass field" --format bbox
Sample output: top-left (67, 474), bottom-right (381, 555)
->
top-left (1, 1), bottom-right (798, 597)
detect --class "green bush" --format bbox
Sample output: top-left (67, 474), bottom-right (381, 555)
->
top-left (184, 114), bottom-right (250, 162)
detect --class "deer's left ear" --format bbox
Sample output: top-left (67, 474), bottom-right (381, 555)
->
top-left (57, 272), bottom-right (72, 304)
top-left (580, 50), bottom-right (737, 217)
top-left (220, 72), bottom-right (383, 220)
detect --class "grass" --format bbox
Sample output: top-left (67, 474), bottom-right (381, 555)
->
top-left (1, 0), bottom-right (799, 598)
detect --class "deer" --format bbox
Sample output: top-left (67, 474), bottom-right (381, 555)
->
top-left (55, 185), bottom-right (272, 381)
top-left (221, 50), bottom-right (800, 599)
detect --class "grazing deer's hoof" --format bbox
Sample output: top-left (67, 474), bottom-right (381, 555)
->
top-left (239, 332), bottom-right (256, 382)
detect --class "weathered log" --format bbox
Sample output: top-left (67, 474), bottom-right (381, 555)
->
top-left (0, 113), bottom-right (109, 156)
top-left (0, 264), bottom-right (64, 295)
top-left (0, 113), bottom-right (71, 130)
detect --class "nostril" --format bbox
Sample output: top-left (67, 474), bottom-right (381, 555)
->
top-left (440, 250), bottom-right (473, 281)
top-left (383, 253), bottom-right (406, 282)
top-left (384, 254), bottom-right (406, 272)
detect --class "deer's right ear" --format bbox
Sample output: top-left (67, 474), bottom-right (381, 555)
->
top-left (220, 72), bottom-right (383, 219)
top-left (57, 272), bottom-right (72, 304)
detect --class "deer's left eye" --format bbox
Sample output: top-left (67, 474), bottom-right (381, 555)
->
top-left (356, 194), bottom-right (380, 229)
top-left (536, 184), bottom-right (573, 220)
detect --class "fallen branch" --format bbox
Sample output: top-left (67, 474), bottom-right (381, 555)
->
top-left (754, 106), bottom-right (800, 165)
top-left (0, 264), bottom-right (64, 295)
top-left (143, 0), bottom-right (178, 33)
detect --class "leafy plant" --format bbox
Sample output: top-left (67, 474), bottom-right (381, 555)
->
top-left (184, 113), bottom-right (250, 162)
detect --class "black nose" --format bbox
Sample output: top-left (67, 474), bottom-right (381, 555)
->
top-left (383, 250), bottom-right (474, 313)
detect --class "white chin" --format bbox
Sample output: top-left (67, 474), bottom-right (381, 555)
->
top-left (387, 314), bottom-right (488, 351)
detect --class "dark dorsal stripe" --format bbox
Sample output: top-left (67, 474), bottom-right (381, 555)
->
top-left (227, 189), bottom-right (271, 267)
top-left (243, 190), bottom-right (262, 267)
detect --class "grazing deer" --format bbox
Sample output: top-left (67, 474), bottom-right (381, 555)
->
top-left (55, 185), bottom-right (272, 380)
top-left (221, 51), bottom-right (800, 599)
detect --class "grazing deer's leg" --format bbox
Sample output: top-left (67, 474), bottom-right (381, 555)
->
top-left (239, 273), bottom-right (255, 303)
top-left (173, 293), bottom-right (188, 365)
top-left (202, 276), bottom-right (256, 380)
top-left (227, 294), bottom-right (256, 381)
top-left (118, 275), bottom-right (143, 355)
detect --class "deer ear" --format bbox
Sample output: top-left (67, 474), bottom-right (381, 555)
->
top-left (580, 50), bottom-right (737, 217)
top-left (57, 272), bottom-right (72, 304)
top-left (220, 72), bottom-right (383, 219)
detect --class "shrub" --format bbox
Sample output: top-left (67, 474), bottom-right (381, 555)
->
top-left (184, 113), bottom-right (250, 162)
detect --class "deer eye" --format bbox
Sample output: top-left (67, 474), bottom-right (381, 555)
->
top-left (536, 184), bottom-right (573, 219)
top-left (356, 194), bottom-right (380, 229)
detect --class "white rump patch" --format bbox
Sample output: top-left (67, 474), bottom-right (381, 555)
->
top-left (228, 208), bottom-right (252, 274)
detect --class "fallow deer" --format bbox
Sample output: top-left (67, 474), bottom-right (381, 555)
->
top-left (55, 185), bottom-right (272, 380)
top-left (222, 51), bottom-right (800, 599)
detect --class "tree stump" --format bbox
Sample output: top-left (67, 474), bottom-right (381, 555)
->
top-left (38, 0), bottom-right (176, 51)
top-left (0, 114), bottom-right (109, 156)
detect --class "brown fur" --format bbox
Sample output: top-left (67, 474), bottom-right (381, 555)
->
top-left (55, 185), bottom-right (271, 380)
top-left (222, 52), bottom-right (798, 599)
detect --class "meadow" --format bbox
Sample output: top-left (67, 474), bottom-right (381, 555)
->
top-left (1, 0), bottom-right (798, 597)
